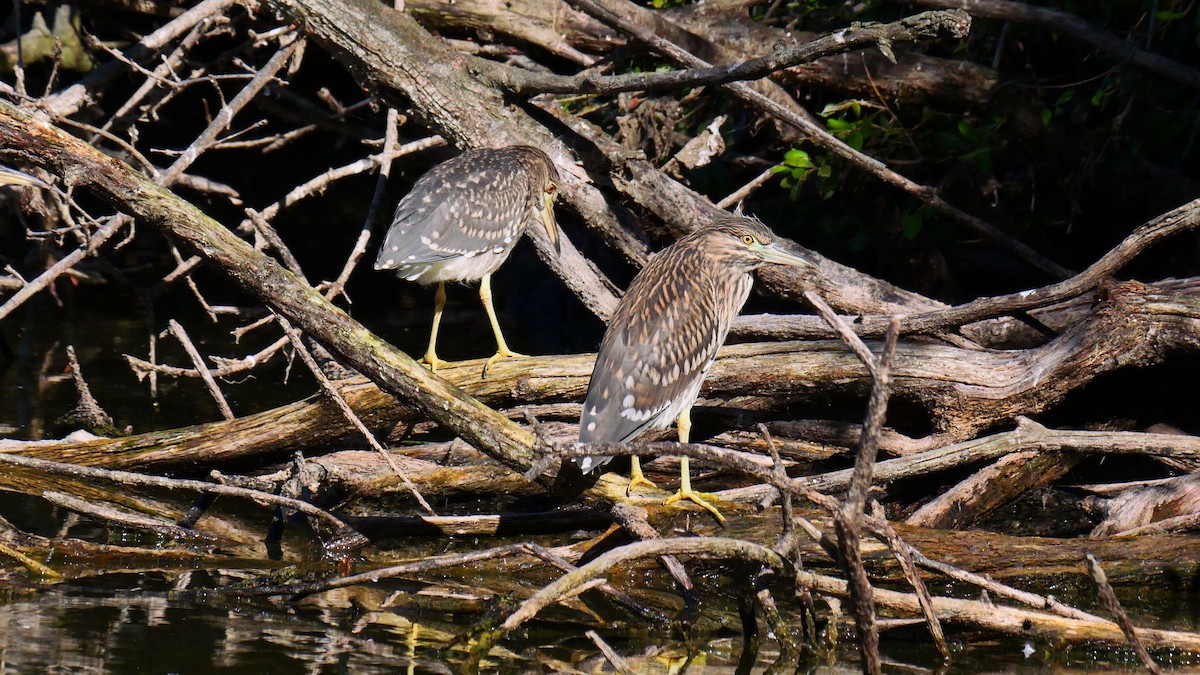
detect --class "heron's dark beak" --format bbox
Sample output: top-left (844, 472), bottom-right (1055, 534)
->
top-left (540, 191), bottom-right (560, 252)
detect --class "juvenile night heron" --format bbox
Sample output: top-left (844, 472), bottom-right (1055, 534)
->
top-left (374, 145), bottom-right (561, 373)
top-left (578, 217), bottom-right (816, 521)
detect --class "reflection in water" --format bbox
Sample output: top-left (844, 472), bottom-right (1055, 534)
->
top-left (0, 580), bottom-right (442, 674)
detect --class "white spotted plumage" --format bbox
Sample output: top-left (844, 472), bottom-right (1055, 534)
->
top-left (373, 146), bottom-right (558, 286)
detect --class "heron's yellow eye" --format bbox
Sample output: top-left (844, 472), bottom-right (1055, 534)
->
top-left (741, 234), bottom-right (757, 245)
top-left (545, 182), bottom-right (557, 195)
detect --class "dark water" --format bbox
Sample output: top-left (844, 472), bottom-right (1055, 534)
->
top-left (3, 568), bottom-right (1200, 673)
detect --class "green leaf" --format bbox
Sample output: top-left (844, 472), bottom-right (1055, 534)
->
top-left (826, 117), bottom-right (853, 132)
top-left (1040, 108), bottom-right (1053, 126)
top-left (847, 130), bottom-right (865, 151)
top-left (783, 148), bottom-right (812, 168)
top-left (817, 164), bottom-right (832, 179)
top-left (957, 120), bottom-right (978, 142)
top-left (1154, 9), bottom-right (1186, 20)
top-left (1054, 90), bottom-right (1075, 107)
top-left (902, 212), bottom-right (923, 238)
top-left (1090, 89), bottom-right (1104, 106)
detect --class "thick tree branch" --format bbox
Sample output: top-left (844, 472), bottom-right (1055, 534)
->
top-left (478, 10), bottom-right (972, 95)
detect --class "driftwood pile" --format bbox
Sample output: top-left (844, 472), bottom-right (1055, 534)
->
top-left (1, 0), bottom-right (1199, 671)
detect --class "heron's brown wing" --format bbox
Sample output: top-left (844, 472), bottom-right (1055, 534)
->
top-left (374, 153), bottom-right (530, 270)
top-left (579, 249), bottom-right (721, 445)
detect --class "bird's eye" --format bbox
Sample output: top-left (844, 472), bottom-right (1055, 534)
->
top-left (545, 182), bottom-right (557, 195)
top-left (741, 234), bottom-right (757, 245)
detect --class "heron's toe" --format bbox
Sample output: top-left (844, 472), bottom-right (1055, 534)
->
top-left (482, 349), bottom-right (529, 377)
top-left (664, 488), bottom-right (727, 525)
top-left (420, 353), bottom-right (452, 373)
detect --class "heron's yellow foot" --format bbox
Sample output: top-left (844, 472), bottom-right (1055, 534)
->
top-left (420, 352), bottom-right (451, 373)
top-left (626, 457), bottom-right (659, 495)
top-left (482, 348), bottom-right (528, 377)
top-left (664, 488), bottom-right (727, 524)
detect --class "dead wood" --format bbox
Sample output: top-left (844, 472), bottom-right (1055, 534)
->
top-left (906, 450), bottom-right (1082, 529)
top-left (722, 419), bottom-right (1200, 506)
top-left (409, 0), bottom-right (998, 106)
top-left (1086, 553), bottom-right (1164, 673)
top-left (0, 99), bottom-right (544, 479)
top-left (6, 278), bottom-right (1200, 489)
top-left (912, 0), bottom-right (1200, 91)
top-left (1085, 475), bottom-right (1200, 537)
top-left (41, 490), bottom-right (220, 545)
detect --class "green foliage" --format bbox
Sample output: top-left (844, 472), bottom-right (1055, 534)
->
top-left (773, 99), bottom-right (911, 200)
top-left (772, 148), bottom-right (834, 200)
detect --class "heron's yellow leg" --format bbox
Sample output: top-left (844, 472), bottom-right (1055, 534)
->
top-left (626, 456), bottom-right (659, 495)
top-left (480, 274), bottom-right (527, 375)
top-left (420, 282), bottom-right (451, 372)
top-left (663, 407), bottom-right (727, 523)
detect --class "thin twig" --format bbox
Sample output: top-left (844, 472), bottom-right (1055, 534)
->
top-left (0, 216), bottom-right (126, 322)
top-left (0, 452), bottom-right (351, 532)
top-left (166, 319), bottom-right (235, 420)
top-left (836, 318), bottom-right (900, 675)
top-left (275, 314), bottom-right (435, 515)
top-left (1085, 554), bottom-right (1163, 674)
top-left (159, 33), bottom-right (303, 186)
top-left (585, 631), bottom-right (635, 675)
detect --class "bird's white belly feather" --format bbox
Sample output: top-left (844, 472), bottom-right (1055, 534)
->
top-left (398, 244), bottom-right (515, 285)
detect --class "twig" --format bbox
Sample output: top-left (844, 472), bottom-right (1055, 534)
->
top-left (0, 540), bottom-right (60, 578)
top-left (716, 165), bottom-right (778, 210)
top-left (735, 197), bottom-right (1200, 340)
top-left (42, 491), bottom-right (218, 544)
top-left (836, 319), bottom-right (900, 674)
top-left (486, 10), bottom-right (973, 96)
top-left (803, 289), bottom-right (880, 374)
top-left (232, 542), bottom-right (531, 598)
top-left (0, 217), bottom-right (126, 322)
top-left (125, 337), bottom-right (286, 379)
top-left (41, 0), bottom-right (240, 118)
top-left (760, 423), bottom-right (799, 559)
top-left (865, 512), bottom-right (950, 661)
top-left (166, 319), bottom-right (235, 420)
top-left (1085, 554), bottom-right (1162, 673)
top-left (276, 313), bottom-right (435, 515)
top-left (0, 452), bottom-right (351, 532)
top-left (913, 0), bottom-right (1200, 90)
top-left (609, 502), bottom-right (696, 601)
top-left (520, 541), bottom-right (668, 623)
top-left (158, 33), bottom-right (303, 186)
top-left (585, 631), bottom-right (635, 675)
top-left (498, 538), bottom-right (789, 633)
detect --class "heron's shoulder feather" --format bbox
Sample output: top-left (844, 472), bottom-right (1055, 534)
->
top-left (374, 153), bottom-right (531, 271)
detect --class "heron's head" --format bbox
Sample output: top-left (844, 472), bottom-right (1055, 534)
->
top-left (699, 217), bottom-right (817, 273)
top-left (515, 146), bottom-right (561, 251)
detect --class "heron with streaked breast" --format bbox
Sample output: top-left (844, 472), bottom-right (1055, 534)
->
top-left (374, 145), bottom-right (561, 374)
top-left (577, 216), bottom-right (817, 522)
